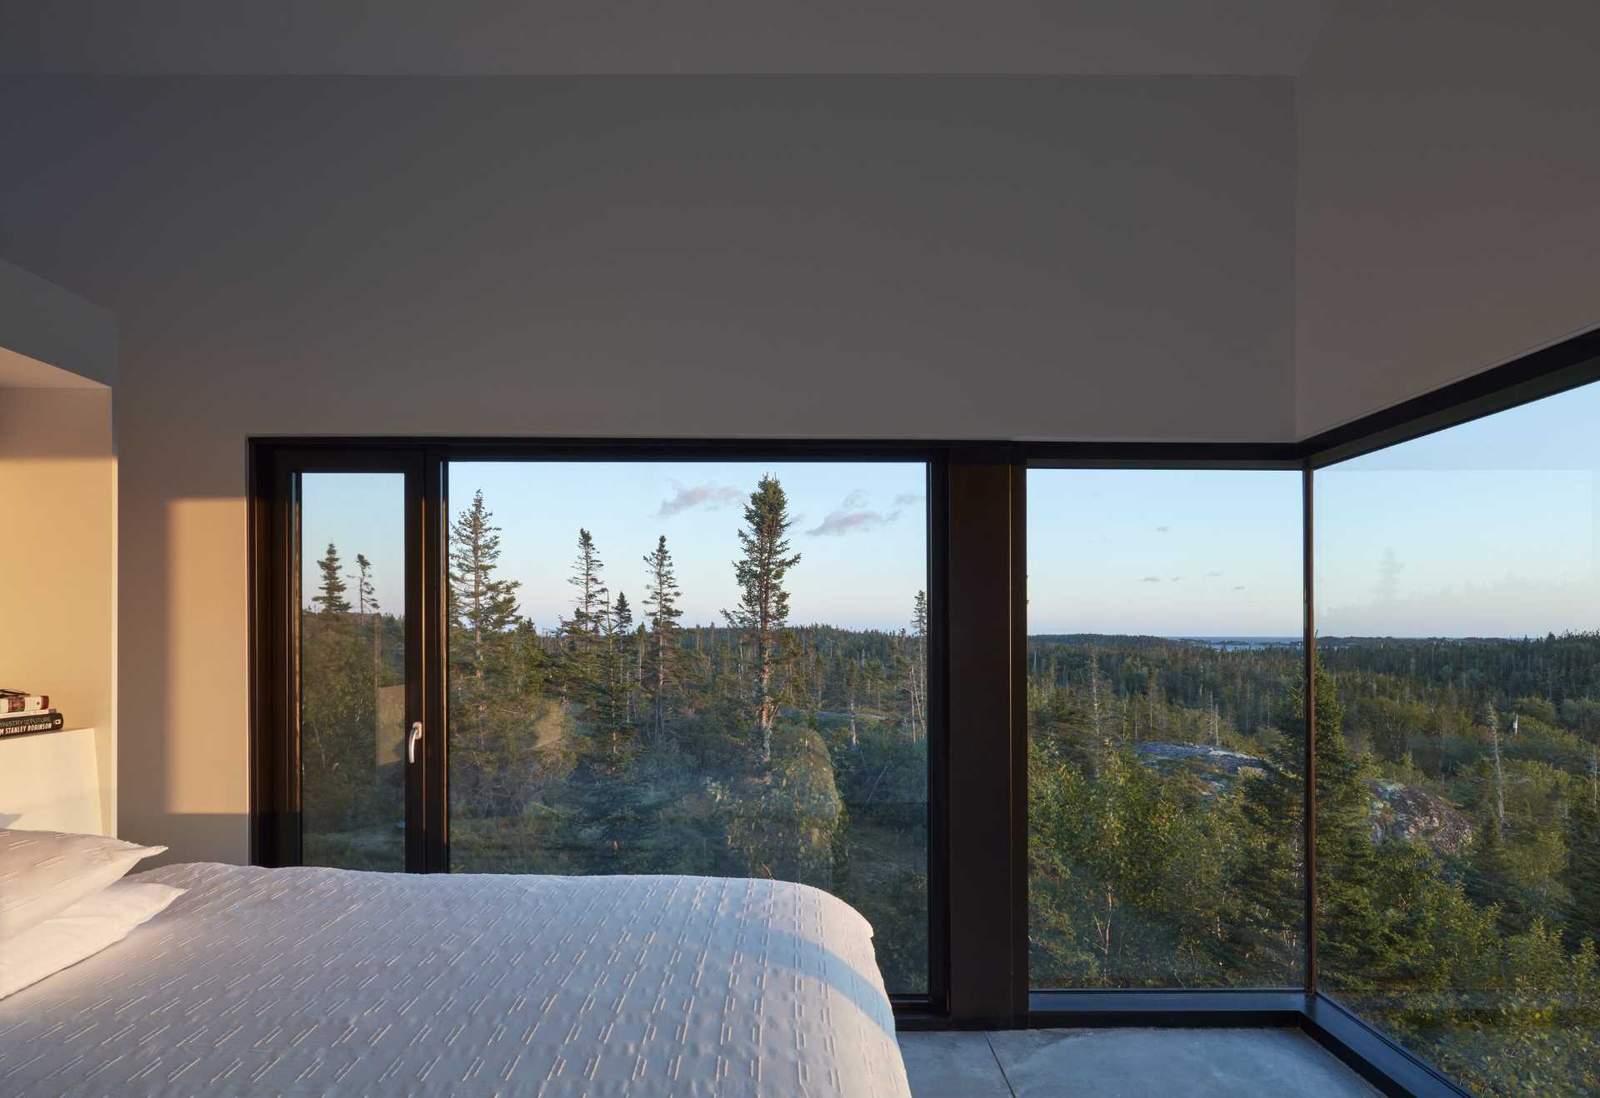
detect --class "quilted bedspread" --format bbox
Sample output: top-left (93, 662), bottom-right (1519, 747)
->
top-left (0, 863), bottom-right (912, 1097)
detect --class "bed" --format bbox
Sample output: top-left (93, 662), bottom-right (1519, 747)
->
top-left (0, 863), bottom-right (913, 1097)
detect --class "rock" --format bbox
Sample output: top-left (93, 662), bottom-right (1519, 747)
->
top-left (1133, 741), bottom-right (1274, 795)
top-left (1132, 742), bottom-right (1474, 857)
top-left (1367, 780), bottom-right (1473, 855)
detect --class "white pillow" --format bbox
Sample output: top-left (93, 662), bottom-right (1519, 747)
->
top-left (0, 829), bottom-right (166, 939)
top-left (0, 880), bottom-right (184, 999)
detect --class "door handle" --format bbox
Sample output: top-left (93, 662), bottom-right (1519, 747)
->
top-left (407, 721), bottom-right (423, 764)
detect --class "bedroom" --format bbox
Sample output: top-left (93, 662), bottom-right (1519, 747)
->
top-left (2, 3), bottom-right (1598, 1095)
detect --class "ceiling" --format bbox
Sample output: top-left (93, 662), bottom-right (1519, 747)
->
top-left (0, 0), bottom-right (1331, 76)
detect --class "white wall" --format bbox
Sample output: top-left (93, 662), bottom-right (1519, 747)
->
top-left (1295, 0), bottom-right (1600, 437)
top-left (0, 76), bottom-right (1295, 863)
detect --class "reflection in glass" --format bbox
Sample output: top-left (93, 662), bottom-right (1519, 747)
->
top-left (299, 473), bottom-right (407, 870)
top-left (444, 461), bottom-right (931, 994)
top-left (1316, 384), bottom-right (1600, 1096)
top-left (1027, 468), bottom-right (1305, 988)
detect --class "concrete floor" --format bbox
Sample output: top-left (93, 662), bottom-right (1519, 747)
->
top-left (898, 1028), bottom-right (1381, 1098)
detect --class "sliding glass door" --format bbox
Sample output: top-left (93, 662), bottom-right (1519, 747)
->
top-left (297, 471), bottom-right (413, 870)
top-left (255, 447), bottom-right (936, 998)
top-left (256, 449), bottom-right (426, 872)
top-left (440, 459), bottom-right (932, 994)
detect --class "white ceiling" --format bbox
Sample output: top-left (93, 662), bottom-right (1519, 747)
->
top-left (0, 0), bottom-right (1331, 76)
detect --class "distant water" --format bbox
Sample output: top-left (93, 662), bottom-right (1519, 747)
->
top-left (1026, 633), bottom-right (1304, 651)
top-left (1173, 636), bottom-right (1303, 651)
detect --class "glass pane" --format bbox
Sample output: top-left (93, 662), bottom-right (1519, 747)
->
top-left (299, 472), bottom-right (407, 870)
top-left (445, 461), bottom-right (930, 994)
top-left (1027, 468), bottom-right (1305, 988)
top-left (1316, 385), bottom-right (1600, 1096)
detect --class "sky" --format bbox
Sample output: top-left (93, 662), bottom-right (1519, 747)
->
top-left (302, 461), bottom-right (929, 632)
top-left (300, 382), bottom-right (1600, 640)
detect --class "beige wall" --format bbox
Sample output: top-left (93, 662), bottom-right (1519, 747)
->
top-left (0, 76), bottom-right (1298, 864)
top-left (0, 389), bottom-right (116, 833)
top-left (1295, 0), bottom-right (1600, 437)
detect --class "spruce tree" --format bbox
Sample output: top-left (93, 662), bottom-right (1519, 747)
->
top-left (906, 590), bottom-right (928, 742)
top-left (642, 535), bottom-right (684, 741)
top-left (561, 529), bottom-right (609, 711)
top-left (314, 542), bottom-right (351, 613)
top-left (352, 553), bottom-right (377, 615)
top-left (449, 490), bottom-right (522, 679)
top-left (723, 475), bottom-right (802, 763)
top-left (611, 592), bottom-right (634, 726)
top-left (352, 552), bottom-right (381, 694)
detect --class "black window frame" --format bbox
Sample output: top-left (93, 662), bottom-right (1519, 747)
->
top-left (253, 439), bottom-right (955, 1011)
top-left (248, 323), bottom-right (1600, 1098)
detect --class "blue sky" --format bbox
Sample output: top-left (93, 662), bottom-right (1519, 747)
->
top-left (1027, 468), bottom-right (1304, 637)
top-left (301, 382), bottom-right (1600, 640)
top-left (303, 461), bottom-right (929, 632)
top-left (1316, 382), bottom-right (1600, 637)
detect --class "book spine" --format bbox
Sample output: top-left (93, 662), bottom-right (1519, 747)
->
top-left (0, 711), bottom-right (64, 735)
top-left (0, 694), bottom-right (49, 714)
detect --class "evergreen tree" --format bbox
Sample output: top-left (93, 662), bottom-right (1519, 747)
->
top-left (447, 490), bottom-right (524, 812)
top-left (642, 535), bottom-right (684, 741)
top-left (612, 592), bottom-right (635, 724)
top-left (352, 553), bottom-right (377, 615)
top-left (561, 528), bottom-right (609, 709)
top-left (314, 542), bottom-right (351, 613)
top-left (723, 475), bottom-right (802, 763)
top-left (450, 491), bottom-right (521, 680)
top-left (906, 590), bottom-right (928, 742)
top-left (352, 552), bottom-right (381, 695)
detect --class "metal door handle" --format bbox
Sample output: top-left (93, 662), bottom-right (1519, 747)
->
top-left (407, 721), bottom-right (423, 764)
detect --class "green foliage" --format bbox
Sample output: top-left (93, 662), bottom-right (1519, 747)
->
top-left (313, 542), bottom-right (351, 614)
top-left (723, 475), bottom-right (802, 761)
top-left (1027, 635), bottom-right (1600, 1096)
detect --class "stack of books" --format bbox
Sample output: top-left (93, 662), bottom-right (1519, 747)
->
top-left (0, 690), bottom-right (65, 736)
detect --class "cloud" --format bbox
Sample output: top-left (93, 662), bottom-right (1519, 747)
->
top-left (1206, 569), bottom-right (1223, 577)
top-left (893, 493), bottom-right (923, 507)
top-left (806, 491), bottom-right (903, 537)
top-left (1140, 576), bottom-right (1162, 584)
top-left (1155, 525), bottom-right (1171, 533)
top-left (1169, 576), bottom-right (1183, 582)
top-left (1233, 585), bottom-right (1247, 591)
top-left (657, 481), bottom-right (741, 517)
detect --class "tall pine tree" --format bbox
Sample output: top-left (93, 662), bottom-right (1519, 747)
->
top-left (642, 535), bottom-right (684, 741)
top-left (314, 543), bottom-right (351, 613)
top-left (448, 490), bottom-right (523, 810)
top-left (723, 475), bottom-right (801, 763)
top-left (561, 528), bottom-right (609, 711)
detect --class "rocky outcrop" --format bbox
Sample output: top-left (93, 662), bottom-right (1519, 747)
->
top-left (1132, 742), bottom-right (1473, 856)
top-left (1366, 780), bottom-right (1473, 855)
top-left (1133, 742), bottom-right (1276, 794)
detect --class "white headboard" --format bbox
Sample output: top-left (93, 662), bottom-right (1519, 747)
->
top-left (0, 727), bottom-right (108, 835)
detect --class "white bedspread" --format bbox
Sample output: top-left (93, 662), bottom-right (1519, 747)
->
top-left (0, 863), bottom-right (912, 1097)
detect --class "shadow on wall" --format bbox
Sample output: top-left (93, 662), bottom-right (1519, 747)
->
top-left (116, 496), bottom-right (250, 866)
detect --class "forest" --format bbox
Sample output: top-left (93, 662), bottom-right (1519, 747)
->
top-left (298, 471), bottom-right (1598, 1095)
top-left (298, 475), bottom-right (932, 993)
top-left (1028, 633), bottom-right (1599, 1096)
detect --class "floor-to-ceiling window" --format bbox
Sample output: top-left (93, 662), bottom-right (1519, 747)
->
top-left (1027, 467), bottom-right (1305, 989)
top-left (442, 459), bottom-right (932, 994)
top-left (1314, 383), bottom-right (1600, 1096)
top-left (261, 450), bottom-right (934, 998)
top-left (253, 333), bottom-right (1600, 1092)
top-left (298, 471), bottom-right (410, 871)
